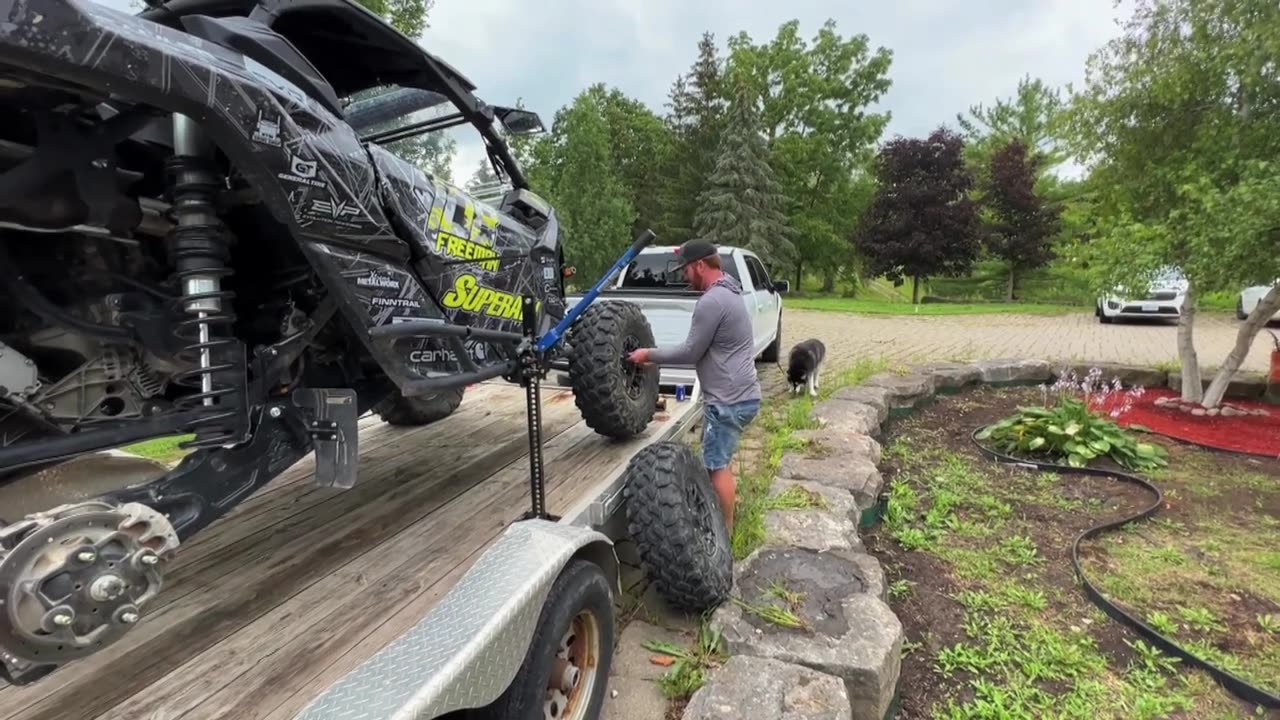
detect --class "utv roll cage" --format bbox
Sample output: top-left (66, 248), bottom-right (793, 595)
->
top-left (135, 0), bottom-right (538, 188)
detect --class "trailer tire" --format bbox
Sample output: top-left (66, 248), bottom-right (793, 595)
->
top-left (374, 387), bottom-right (465, 427)
top-left (622, 441), bottom-right (733, 613)
top-left (567, 301), bottom-right (659, 439)
top-left (477, 558), bottom-right (614, 720)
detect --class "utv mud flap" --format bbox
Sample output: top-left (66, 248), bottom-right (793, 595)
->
top-left (292, 520), bottom-right (618, 720)
top-left (291, 388), bottom-right (359, 489)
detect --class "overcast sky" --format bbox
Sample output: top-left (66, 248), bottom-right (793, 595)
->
top-left (100, 0), bottom-right (1129, 183)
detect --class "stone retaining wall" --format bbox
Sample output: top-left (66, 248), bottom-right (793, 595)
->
top-left (684, 358), bottom-right (1216, 720)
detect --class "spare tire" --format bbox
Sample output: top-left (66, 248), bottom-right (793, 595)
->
top-left (622, 441), bottom-right (733, 613)
top-left (375, 386), bottom-right (465, 427)
top-left (567, 301), bottom-right (659, 439)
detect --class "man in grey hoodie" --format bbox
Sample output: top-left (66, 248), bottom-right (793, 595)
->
top-left (627, 239), bottom-right (762, 533)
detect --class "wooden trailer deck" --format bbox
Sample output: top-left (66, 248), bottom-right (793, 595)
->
top-left (0, 382), bottom-right (699, 720)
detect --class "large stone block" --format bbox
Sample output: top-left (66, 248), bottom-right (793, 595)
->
top-left (810, 399), bottom-right (882, 436)
top-left (683, 655), bottom-right (853, 720)
top-left (1167, 370), bottom-right (1267, 399)
top-left (860, 372), bottom-right (936, 408)
top-left (828, 386), bottom-right (892, 424)
top-left (1058, 362), bottom-right (1167, 389)
top-left (915, 362), bottom-right (982, 392)
top-left (973, 358), bottom-right (1053, 384)
top-left (763, 479), bottom-right (862, 554)
top-left (775, 454), bottom-right (883, 511)
top-left (713, 552), bottom-right (902, 720)
top-left (793, 429), bottom-right (882, 465)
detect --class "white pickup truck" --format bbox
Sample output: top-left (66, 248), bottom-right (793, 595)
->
top-left (558, 245), bottom-right (790, 390)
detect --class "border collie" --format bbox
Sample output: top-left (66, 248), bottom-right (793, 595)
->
top-left (786, 338), bottom-right (827, 397)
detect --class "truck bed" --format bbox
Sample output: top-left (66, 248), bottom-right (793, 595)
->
top-left (0, 382), bottom-right (700, 720)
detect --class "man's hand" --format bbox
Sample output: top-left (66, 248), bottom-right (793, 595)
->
top-left (626, 347), bottom-right (653, 365)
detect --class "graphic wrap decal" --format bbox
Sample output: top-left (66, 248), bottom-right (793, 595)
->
top-left (0, 0), bottom-right (407, 260)
top-left (310, 244), bottom-right (439, 327)
top-left (369, 146), bottom-right (563, 336)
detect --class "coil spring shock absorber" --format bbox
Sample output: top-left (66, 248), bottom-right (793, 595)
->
top-left (166, 114), bottom-right (240, 448)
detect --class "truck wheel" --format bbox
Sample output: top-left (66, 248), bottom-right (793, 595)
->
top-left (477, 559), bottom-right (614, 720)
top-left (567, 301), bottom-right (659, 439)
top-left (622, 441), bottom-right (733, 613)
top-left (1236, 297), bottom-right (1247, 320)
top-left (759, 312), bottom-right (782, 363)
top-left (374, 387), bottom-right (465, 427)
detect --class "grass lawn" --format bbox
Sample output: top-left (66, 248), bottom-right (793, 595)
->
top-left (867, 385), bottom-right (1279, 719)
top-left (786, 296), bottom-right (1081, 317)
top-left (121, 434), bottom-right (195, 466)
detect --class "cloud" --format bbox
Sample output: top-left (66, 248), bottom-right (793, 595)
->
top-left (89, 0), bottom-right (1128, 185)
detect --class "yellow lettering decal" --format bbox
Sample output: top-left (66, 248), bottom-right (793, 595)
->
top-left (441, 274), bottom-right (540, 321)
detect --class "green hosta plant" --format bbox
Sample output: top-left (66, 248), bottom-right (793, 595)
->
top-left (976, 396), bottom-right (1168, 472)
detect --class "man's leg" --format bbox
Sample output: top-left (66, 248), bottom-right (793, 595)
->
top-left (701, 401), bottom-right (761, 535)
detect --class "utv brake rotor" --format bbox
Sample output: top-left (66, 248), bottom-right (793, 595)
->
top-left (0, 501), bottom-right (178, 679)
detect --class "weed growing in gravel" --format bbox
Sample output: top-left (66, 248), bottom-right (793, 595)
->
top-left (644, 622), bottom-right (727, 700)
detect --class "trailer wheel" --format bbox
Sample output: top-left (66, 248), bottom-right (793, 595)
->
top-left (477, 559), bottom-right (614, 720)
top-left (567, 301), bottom-right (659, 439)
top-left (622, 441), bottom-right (733, 613)
top-left (373, 387), bottom-right (465, 427)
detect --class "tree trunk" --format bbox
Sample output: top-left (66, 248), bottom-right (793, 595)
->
top-left (912, 276), bottom-right (921, 304)
top-left (1007, 266), bottom-right (1016, 302)
top-left (1177, 281), bottom-right (1202, 403)
top-left (1202, 284), bottom-right (1280, 408)
top-left (821, 272), bottom-right (835, 293)
top-left (794, 261), bottom-right (803, 292)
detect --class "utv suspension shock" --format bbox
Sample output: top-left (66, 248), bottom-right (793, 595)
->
top-left (165, 114), bottom-right (242, 448)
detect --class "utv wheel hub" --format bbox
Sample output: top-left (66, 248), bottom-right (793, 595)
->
top-left (0, 501), bottom-right (178, 672)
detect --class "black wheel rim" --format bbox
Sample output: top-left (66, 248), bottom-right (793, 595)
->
top-left (621, 335), bottom-right (647, 400)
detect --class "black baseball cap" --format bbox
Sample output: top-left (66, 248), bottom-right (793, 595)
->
top-left (670, 238), bottom-right (717, 270)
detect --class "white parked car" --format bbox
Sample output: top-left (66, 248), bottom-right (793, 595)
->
top-left (1096, 267), bottom-right (1188, 324)
top-left (1236, 281), bottom-right (1280, 321)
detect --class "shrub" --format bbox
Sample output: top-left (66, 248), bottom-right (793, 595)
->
top-left (976, 367), bottom-right (1168, 472)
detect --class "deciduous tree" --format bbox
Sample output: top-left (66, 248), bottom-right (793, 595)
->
top-left (1067, 0), bottom-right (1280, 407)
top-left (725, 19), bottom-right (893, 287)
top-left (981, 139), bottom-right (1062, 300)
top-left (853, 127), bottom-right (981, 304)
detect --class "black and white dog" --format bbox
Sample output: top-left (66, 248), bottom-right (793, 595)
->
top-left (786, 338), bottom-right (827, 397)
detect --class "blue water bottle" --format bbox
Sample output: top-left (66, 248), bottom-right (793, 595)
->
top-left (675, 384), bottom-right (686, 402)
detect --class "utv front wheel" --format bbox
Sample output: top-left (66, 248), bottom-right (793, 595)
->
top-left (374, 387), bottom-right (465, 427)
top-left (567, 301), bottom-right (659, 439)
top-left (622, 441), bottom-right (733, 613)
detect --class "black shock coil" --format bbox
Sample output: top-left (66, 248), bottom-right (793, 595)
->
top-left (163, 151), bottom-right (240, 448)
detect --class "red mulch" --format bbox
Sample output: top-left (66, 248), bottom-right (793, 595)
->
top-left (1095, 387), bottom-right (1280, 457)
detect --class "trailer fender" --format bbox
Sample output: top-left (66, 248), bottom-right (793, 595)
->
top-left (293, 519), bottom-right (619, 720)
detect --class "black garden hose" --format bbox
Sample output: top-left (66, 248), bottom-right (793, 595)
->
top-left (970, 427), bottom-right (1280, 711)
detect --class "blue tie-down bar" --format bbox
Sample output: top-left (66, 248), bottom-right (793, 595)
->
top-left (534, 229), bottom-right (655, 354)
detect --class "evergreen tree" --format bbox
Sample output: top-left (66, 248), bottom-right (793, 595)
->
top-left (465, 156), bottom-right (500, 194)
top-left (693, 83), bottom-right (794, 269)
top-left (661, 32), bottom-right (728, 243)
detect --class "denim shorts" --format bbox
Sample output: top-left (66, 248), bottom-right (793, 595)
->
top-left (700, 399), bottom-right (761, 471)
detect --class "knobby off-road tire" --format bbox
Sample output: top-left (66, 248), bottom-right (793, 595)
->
top-left (622, 441), bottom-right (733, 613)
top-left (567, 301), bottom-right (659, 440)
top-left (374, 386), bottom-right (465, 427)
top-left (476, 558), bottom-right (614, 720)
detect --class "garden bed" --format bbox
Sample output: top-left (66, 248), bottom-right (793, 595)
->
top-left (865, 384), bottom-right (1280, 719)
